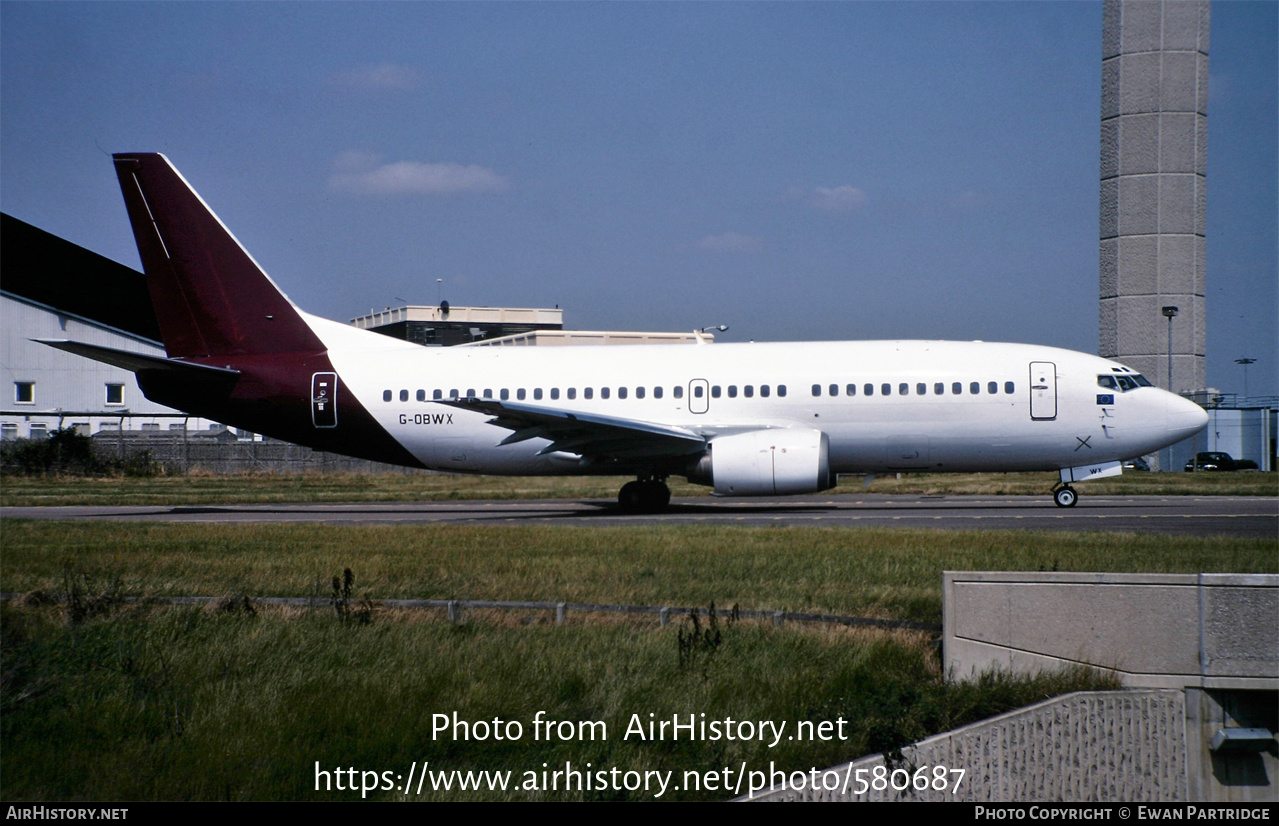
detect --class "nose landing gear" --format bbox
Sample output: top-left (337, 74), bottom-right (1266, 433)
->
top-left (1052, 483), bottom-right (1078, 508)
top-left (618, 477), bottom-right (671, 513)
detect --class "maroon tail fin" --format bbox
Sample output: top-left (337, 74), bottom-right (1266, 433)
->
top-left (112, 153), bottom-right (323, 359)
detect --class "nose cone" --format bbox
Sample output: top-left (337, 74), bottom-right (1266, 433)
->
top-left (1166, 392), bottom-right (1209, 441)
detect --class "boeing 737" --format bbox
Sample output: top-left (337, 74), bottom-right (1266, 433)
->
top-left (41, 154), bottom-right (1209, 511)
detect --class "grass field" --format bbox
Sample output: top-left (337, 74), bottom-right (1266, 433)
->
top-left (1, 468), bottom-right (1275, 507)
top-left (2, 468), bottom-right (1274, 801)
top-left (4, 522), bottom-right (1274, 620)
top-left (3, 519), bottom-right (1274, 801)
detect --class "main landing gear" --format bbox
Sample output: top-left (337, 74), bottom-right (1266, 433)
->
top-left (618, 477), bottom-right (671, 513)
top-left (1052, 483), bottom-right (1078, 508)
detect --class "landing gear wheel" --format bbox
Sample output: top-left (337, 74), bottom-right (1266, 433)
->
top-left (618, 481), bottom-right (645, 512)
top-left (644, 481), bottom-right (671, 511)
top-left (617, 479), bottom-right (671, 513)
top-left (1053, 485), bottom-right (1078, 508)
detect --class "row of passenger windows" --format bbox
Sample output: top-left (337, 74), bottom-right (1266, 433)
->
top-left (381, 385), bottom-right (790, 403)
top-left (378, 386), bottom-right (787, 404)
top-left (812, 381), bottom-right (1016, 397)
top-left (381, 380), bottom-right (1017, 403)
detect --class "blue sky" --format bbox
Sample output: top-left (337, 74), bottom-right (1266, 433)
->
top-left (3, 1), bottom-right (1275, 396)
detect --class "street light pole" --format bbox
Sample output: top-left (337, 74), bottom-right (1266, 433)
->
top-left (1161, 306), bottom-right (1179, 471)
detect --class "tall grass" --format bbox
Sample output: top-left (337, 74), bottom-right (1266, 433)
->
top-left (1, 601), bottom-right (1118, 801)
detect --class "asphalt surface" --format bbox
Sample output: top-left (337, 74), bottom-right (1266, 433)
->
top-left (4, 494), bottom-right (1276, 538)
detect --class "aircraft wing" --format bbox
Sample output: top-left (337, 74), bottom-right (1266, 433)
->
top-left (439, 398), bottom-right (708, 462)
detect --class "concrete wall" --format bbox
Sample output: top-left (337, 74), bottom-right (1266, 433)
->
top-left (745, 691), bottom-right (1188, 802)
top-left (944, 571), bottom-right (1278, 690)
top-left (747, 573), bottom-right (1276, 802)
top-left (942, 571), bottom-right (1277, 803)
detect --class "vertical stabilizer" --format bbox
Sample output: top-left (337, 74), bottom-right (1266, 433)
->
top-left (112, 153), bottom-right (323, 359)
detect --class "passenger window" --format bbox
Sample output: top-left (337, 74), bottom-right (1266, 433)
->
top-left (517, 388), bottom-right (526, 400)
top-left (846, 384), bottom-right (856, 396)
top-left (694, 386), bottom-right (703, 398)
top-left (500, 389), bottom-right (510, 401)
top-left (829, 384), bottom-right (838, 397)
top-left (483, 389), bottom-right (493, 399)
top-left (416, 389), bottom-right (426, 402)
top-left (952, 382), bottom-right (962, 395)
top-left (619, 387), bottom-right (628, 399)
top-left (934, 382), bottom-right (944, 395)
top-left (636, 386), bottom-right (645, 399)
top-left (917, 383), bottom-right (926, 395)
top-left (864, 383), bottom-right (874, 396)
top-left (433, 389), bottom-right (443, 400)
top-left (399, 389), bottom-right (409, 402)
top-left (970, 382), bottom-right (980, 395)
top-left (653, 386), bottom-right (663, 399)
top-left (988, 381), bottom-right (998, 394)
top-left (602, 387), bottom-right (611, 399)
top-left (744, 385), bottom-right (754, 398)
top-left (674, 386), bottom-right (683, 399)
top-left (762, 385), bottom-right (772, 397)
top-left (1004, 381), bottom-right (1015, 394)
top-left (567, 388), bottom-right (576, 400)
top-left (584, 388), bottom-right (593, 400)
top-left (812, 384), bottom-right (821, 397)
top-left (550, 388), bottom-right (559, 400)
top-left (711, 386), bottom-right (721, 398)
top-left (466, 388), bottom-right (476, 398)
top-left (450, 389), bottom-right (460, 399)
top-left (899, 383), bottom-right (909, 396)
top-left (383, 390), bottom-right (392, 402)
top-left (728, 385), bottom-right (738, 398)
top-left (534, 388), bottom-right (543, 400)
top-left (882, 383), bottom-right (891, 396)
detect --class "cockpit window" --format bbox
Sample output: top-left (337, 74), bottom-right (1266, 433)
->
top-left (1099, 374), bottom-right (1150, 392)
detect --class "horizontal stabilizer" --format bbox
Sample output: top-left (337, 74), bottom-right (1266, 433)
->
top-left (35, 339), bottom-right (241, 378)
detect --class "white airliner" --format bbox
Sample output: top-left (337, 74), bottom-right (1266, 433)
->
top-left (43, 154), bottom-right (1209, 511)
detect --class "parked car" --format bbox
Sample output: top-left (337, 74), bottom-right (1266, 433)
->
top-left (1122, 457), bottom-right (1151, 471)
top-left (1184, 452), bottom-right (1237, 472)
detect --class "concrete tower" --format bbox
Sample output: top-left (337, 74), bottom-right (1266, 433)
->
top-left (1100, 0), bottom-right (1209, 396)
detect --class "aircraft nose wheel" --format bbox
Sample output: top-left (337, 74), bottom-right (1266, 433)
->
top-left (1052, 485), bottom-right (1078, 508)
top-left (618, 479), bottom-right (671, 513)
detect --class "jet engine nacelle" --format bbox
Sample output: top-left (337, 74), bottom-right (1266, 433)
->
top-left (687, 428), bottom-right (834, 496)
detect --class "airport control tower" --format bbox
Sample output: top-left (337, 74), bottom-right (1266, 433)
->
top-left (1099, 0), bottom-right (1209, 399)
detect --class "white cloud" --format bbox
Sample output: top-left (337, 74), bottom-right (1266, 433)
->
top-left (695, 232), bottom-right (764, 253)
top-left (328, 152), bottom-right (508, 195)
top-left (334, 63), bottom-right (421, 92)
top-left (809, 185), bottom-right (868, 213)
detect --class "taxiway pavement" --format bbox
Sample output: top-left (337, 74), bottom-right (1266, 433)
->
top-left (4, 494), bottom-right (1275, 538)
